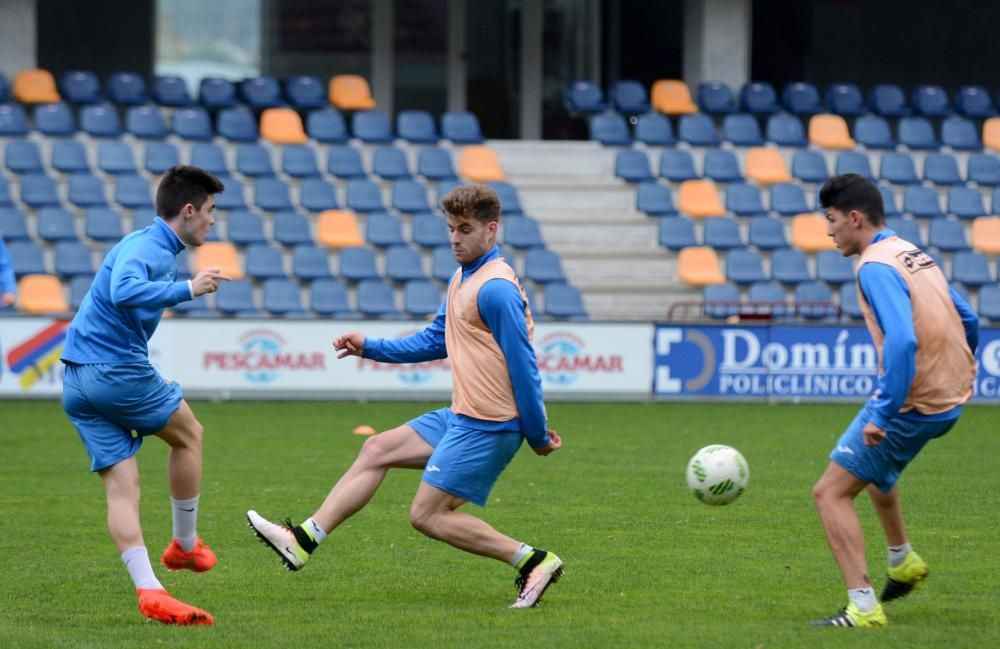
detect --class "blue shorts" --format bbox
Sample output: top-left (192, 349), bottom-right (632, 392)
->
top-left (407, 407), bottom-right (524, 507)
top-left (62, 362), bottom-right (184, 472)
top-left (830, 401), bottom-right (958, 493)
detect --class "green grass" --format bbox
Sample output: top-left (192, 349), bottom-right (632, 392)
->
top-left (1, 400), bottom-right (998, 648)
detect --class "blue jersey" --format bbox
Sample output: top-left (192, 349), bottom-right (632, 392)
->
top-left (0, 235), bottom-right (15, 295)
top-left (62, 217), bottom-right (192, 365)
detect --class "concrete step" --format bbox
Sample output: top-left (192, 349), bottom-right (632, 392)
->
top-left (561, 257), bottom-right (678, 287)
top-left (518, 185), bottom-right (636, 214)
top-left (540, 222), bottom-right (661, 250)
top-left (580, 288), bottom-right (702, 322)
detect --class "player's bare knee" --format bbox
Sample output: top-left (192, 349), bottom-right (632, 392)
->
top-left (357, 434), bottom-right (389, 467)
top-left (408, 505), bottom-right (436, 537)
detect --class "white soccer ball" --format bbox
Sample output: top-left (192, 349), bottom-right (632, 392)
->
top-left (686, 445), bottom-right (749, 506)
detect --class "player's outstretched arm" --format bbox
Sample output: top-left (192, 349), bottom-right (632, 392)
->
top-left (532, 430), bottom-right (562, 456)
top-left (333, 331), bottom-right (366, 358)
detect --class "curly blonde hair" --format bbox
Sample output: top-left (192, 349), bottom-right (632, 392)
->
top-left (441, 184), bottom-right (501, 224)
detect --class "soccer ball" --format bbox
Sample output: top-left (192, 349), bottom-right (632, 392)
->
top-left (686, 445), bottom-right (749, 506)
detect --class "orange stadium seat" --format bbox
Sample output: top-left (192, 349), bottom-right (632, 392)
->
top-left (650, 79), bottom-right (697, 115)
top-left (18, 274), bottom-right (69, 313)
top-left (745, 147), bottom-right (792, 185)
top-left (791, 213), bottom-right (836, 252)
top-left (194, 241), bottom-right (244, 279)
top-left (971, 216), bottom-right (1000, 255)
top-left (317, 210), bottom-right (365, 249)
top-left (13, 68), bottom-right (60, 104)
top-left (808, 114), bottom-right (855, 150)
top-left (458, 145), bottom-right (506, 182)
top-left (984, 117), bottom-right (1000, 153)
top-left (677, 246), bottom-right (726, 286)
top-left (260, 107), bottom-right (308, 144)
top-left (678, 179), bottom-right (725, 218)
top-left (329, 75), bottom-right (376, 110)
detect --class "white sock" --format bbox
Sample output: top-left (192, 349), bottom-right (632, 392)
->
top-left (303, 517), bottom-right (328, 544)
top-left (121, 546), bottom-right (163, 591)
top-left (848, 587), bottom-right (877, 613)
top-left (171, 496), bottom-right (199, 551)
top-left (509, 543), bottom-right (533, 568)
top-left (888, 542), bottom-right (912, 568)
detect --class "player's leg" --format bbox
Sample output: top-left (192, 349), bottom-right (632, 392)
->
top-left (867, 484), bottom-right (928, 602)
top-left (409, 480), bottom-right (519, 560)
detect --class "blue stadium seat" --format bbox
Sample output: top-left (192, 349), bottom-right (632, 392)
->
top-left (703, 282), bottom-right (741, 319)
top-left (658, 216), bottom-right (699, 250)
top-left (636, 182), bottom-right (677, 217)
top-left (659, 150), bottom-right (698, 182)
top-left (880, 152), bottom-right (919, 185)
top-left (391, 180), bottom-right (430, 213)
top-left (339, 246), bottom-right (380, 282)
top-left (115, 175), bottom-right (153, 209)
top-left (703, 150), bottom-right (742, 183)
top-left (795, 281), bottom-right (837, 319)
top-left (748, 280), bottom-right (791, 318)
top-left (328, 146), bottom-right (367, 179)
top-left (544, 283), bottom-right (588, 320)
top-left (504, 216), bottom-right (544, 249)
top-left (853, 114), bottom-right (895, 149)
top-left (151, 75), bottom-right (192, 107)
top-left (677, 113), bottom-right (719, 147)
top-left (0, 207), bottom-right (29, 240)
top-left (169, 294), bottom-right (215, 317)
top-left (106, 72), bottom-right (147, 105)
top-left (7, 241), bottom-right (47, 276)
top-left (372, 146), bottom-right (412, 180)
top-left (791, 150), bottom-right (829, 184)
top-left (869, 83), bottom-right (910, 117)
top-left (897, 117), bottom-right (938, 150)
top-left (825, 82), bottom-right (865, 116)
top-left (834, 151), bottom-right (873, 179)
top-left (240, 76), bottom-right (282, 109)
top-left (633, 112), bottom-right (675, 147)
top-left (254, 178), bottom-right (293, 212)
top-left (879, 184), bottom-right (900, 217)
top-left (947, 186), bottom-right (986, 219)
top-left (565, 80), bottom-right (605, 113)
top-left (199, 78), bottom-right (237, 108)
top-left (59, 70), bottom-right (101, 104)
top-left (782, 82), bottom-right (823, 115)
top-left (524, 248), bottom-right (566, 283)
top-left (726, 248), bottom-right (766, 284)
top-left (615, 150), bottom-right (654, 183)
top-left (346, 179), bottom-right (385, 212)
top-left (979, 284), bottom-right (1000, 322)
top-left (589, 112), bottom-right (631, 146)
top-left (69, 274), bottom-right (94, 310)
top-left (609, 80), bottom-right (650, 114)
top-left (80, 103), bottom-right (121, 138)
top-left (33, 102), bottom-right (75, 137)
top-left (236, 144), bottom-right (275, 177)
top-left (300, 178), bottom-right (339, 212)
top-left (740, 81), bottom-right (780, 114)
top-left (954, 85), bottom-right (993, 118)
top-left (385, 246), bottom-right (427, 282)
top-left (244, 243), bottom-right (287, 280)
top-left (403, 280), bottom-right (442, 318)
top-left (992, 188), bottom-right (1000, 214)
top-left (928, 219), bottom-right (969, 251)
top-left (838, 281), bottom-right (862, 319)
top-left (440, 111), bottom-right (485, 143)
top-left (816, 249), bottom-right (854, 284)
top-left (216, 279), bottom-right (258, 315)
top-left (292, 244), bottom-right (334, 280)
top-left (84, 207), bottom-right (124, 242)
top-left (703, 217), bottom-right (743, 250)
top-left (53, 241), bottom-right (93, 277)
top-left (697, 81), bottom-right (736, 114)
top-left (923, 153), bottom-right (962, 186)
top-left (396, 109), bottom-right (439, 143)
top-left (968, 154), bottom-right (1000, 186)
top-left (125, 106), bottom-right (167, 140)
top-left (310, 278), bottom-right (356, 317)
top-left (20, 174), bottom-right (61, 208)
top-left (37, 208), bottom-right (78, 242)
top-left (431, 245), bottom-right (458, 282)
top-left (0, 74), bottom-right (7, 102)
top-left (722, 113), bottom-right (764, 146)
top-left (0, 177), bottom-right (10, 208)
top-left (273, 211), bottom-right (313, 246)
top-left (285, 76), bottom-right (326, 109)
top-left (357, 279), bottom-right (401, 318)
top-left (352, 110), bottom-right (394, 143)
top-left (218, 106), bottom-right (258, 142)
top-left (436, 180), bottom-right (462, 206)
top-left (417, 147), bottom-right (458, 182)
top-left (366, 212), bottom-right (406, 248)
top-left (51, 140), bottom-right (90, 174)
top-left (748, 215), bottom-right (788, 250)
top-left (262, 278), bottom-right (306, 316)
top-left (98, 141), bottom-right (138, 175)
top-left (886, 216), bottom-right (924, 247)
top-left (952, 251), bottom-right (993, 287)
top-left (144, 141), bottom-right (180, 175)
top-left (770, 182), bottom-right (810, 216)
top-left (227, 210), bottom-right (267, 245)
top-left (5, 140), bottom-right (43, 174)
top-left (215, 179), bottom-right (246, 210)
top-left (306, 108), bottom-right (349, 143)
top-left (172, 107), bottom-right (213, 141)
top-left (725, 183), bottom-right (765, 216)
top-left (912, 84), bottom-right (951, 118)
top-left (131, 209), bottom-right (156, 231)
top-left (941, 116), bottom-right (981, 151)
top-left (771, 248), bottom-right (811, 284)
top-left (411, 212), bottom-right (449, 248)
top-left (0, 103), bottom-right (29, 137)
top-left (766, 112), bottom-right (807, 147)
top-left (903, 186), bottom-right (943, 219)
top-left (281, 145), bottom-right (320, 178)
top-left (68, 174), bottom-right (108, 207)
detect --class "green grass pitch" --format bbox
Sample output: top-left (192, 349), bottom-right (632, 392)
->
top-left (1, 400), bottom-right (998, 648)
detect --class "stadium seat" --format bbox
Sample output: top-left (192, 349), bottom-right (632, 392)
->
top-left (565, 80), bottom-right (605, 113)
top-left (955, 85), bottom-right (993, 118)
top-left (928, 219), bottom-right (969, 251)
top-left (53, 241), bottom-right (93, 277)
top-left (677, 247), bottom-right (725, 286)
top-left (273, 210), bottom-right (313, 246)
top-left (237, 144), bottom-right (275, 178)
top-left (749, 280), bottom-right (792, 318)
top-left (703, 282), bottom-right (741, 319)
top-left (292, 244), bottom-right (334, 281)
top-left (898, 117), bottom-right (939, 150)
top-left (366, 212), bottom-right (406, 248)
top-left (351, 110), bottom-right (393, 143)
top-left (33, 102), bottom-right (75, 137)
top-left (658, 216), bottom-right (699, 250)
top-left (838, 281), bottom-right (862, 319)
top-left (85, 207), bottom-right (124, 242)
top-left (407, 213), bottom-right (448, 250)
top-left (172, 107), bottom-right (213, 141)
top-left (68, 174), bottom-right (108, 208)
top-left (791, 213), bottom-right (835, 252)
top-left (971, 216), bottom-right (1000, 254)
top-left (703, 217), bottom-right (743, 250)
top-left (979, 284), bottom-right (1000, 322)
top-left (589, 112), bottom-right (631, 146)
top-left (677, 113), bottom-right (719, 147)
top-left (459, 146), bottom-right (505, 182)
top-left (218, 106), bottom-right (259, 143)
top-left (417, 148), bottom-right (457, 182)
top-left (968, 154), bottom-right (1000, 186)
top-left (106, 72), bottom-right (146, 105)
top-left (636, 182), bottom-right (677, 217)
top-left (703, 150), bottom-right (743, 183)
top-left (254, 177), bottom-right (293, 212)
top-left (615, 150), bottom-right (654, 183)
top-left (125, 106), bottom-right (167, 140)
top-left (403, 280), bottom-right (442, 318)
top-left (0, 74), bottom-right (7, 103)
top-left (262, 278), bottom-right (306, 316)
top-left (0, 177), bottom-right (10, 210)
top-left (20, 174), bottom-right (61, 208)
top-left (144, 141), bottom-right (180, 175)
top-left (740, 81), bottom-right (780, 114)
top-left (13, 69), bottom-right (60, 104)
top-left (0, 103), bottom-right (29, 137)
top-left (678, 180), bottom-right (725, 218)
top-left (281, 145), bottom-right (320, 179)
top-left (80, 103), bottom-right (121, 138)
top-left (791, 150), bottom-right (829, 185)
top-left (132, 209), bottom-right (156, 231)
top-left (385, 246), bottom-right (427, 282)
top-left (328, 145), bottom-right (367, 179)
top-left (215, 279), bottom-right (257, 315)
top-left (58, 70), bottom-right (100, 104)
top-left (285, 75), bottom-right (326, 109)
top-left (725, 183), bottom-right (765, 216)
top-left (816, 249), bottom-right (854, 284)
top-left (306, 108), bottom-right (349, 143)
top-left (697, 81), bottom-right (736, 114)
top-left (357, 279), bottom-right (400, 318)
top-left (51, 140), bottom-right (90, 175)
top-left (879, 152), bottom-right (919, 185)
top-left (952, 251), bottom-right (993, 287)
top-left (329, 74), bottom-right (376, 110)
top-left (835, 151), bottom-right (874, 179)
top-left (227, 210), bottom-right (266, 246)
top-left (17, 274), bottom-right (68, 313)
top-left (659, 150), bottom-right (699, 182)
top-left (391, 180), bottom-right (430, 213)
top-left (372, 146), bottom-right (412, 180)
top-left (199, 78), bottom-right (237, 108)
top-left (869, 83), bottom-right (910, 117)
top-left (310, 278), bottom-right (356, 317)
top-left (504, 216), bottom-right (545, 249)
top-left (0, 207), bottom-right (29, 240)
top-left (215, 179), bottom-right (247, 210)
top-left (151, 75), bottom-right (191, 107)
top-left (69, 274), bottom-right (94, 310)
top-left (440, 111), bottom-right (485, 143)
top-left (8, 241), bottom-right (48, 276)
top-left (947, 186), bottom-right (986, 219)
top-left (5, 140), bottom-right (43, 175)
top-left (725, 248), bottom-right (767, 285)
top-left (770, 183), bottom-right (810, 216)
top-left (523, 249), bottom-right (566, 283)
top-left (748, 215), bottom-right (788, 250)
top-left (722, 114), bottom-right (764, 147)
top-left (809, 114), bottom-right (854, 149)
top-left (795, 281), bottom-right (838, 319)
top-left (98, 141), bottom-right (138, 175)
top-left (886, 216), bottom-right (925, 247)
top-left (397, 109), bottom-right (439, 144)
top-left (339, 246), bottom-right (379, 282)
top-left (912, 84), bottom-right (951, 118)
top-left (923, 153), bottom-right (963, 186)
top-left (431, 245), bottom-right (459, 282)
top-left (194, 241), bottom-right (243, 279)
top-left (745, 148), bottom-right (791, 185)
top-left (345, 179), bottom-right (385, 212)
top-left (37, 208), bottom-right (77, 242)
top-left (825, 82), bottom-right (865, 116)
top-left (941, 116), bottom-right (981, 151)
top-left (651, 79), bottom-right (697, 115)
top-left (852, 114), bottom-right (895, 150)
top-left (609, 80), bottom-right (650, 114)
top-left (240, 76), bottom-right (283, 109)
top-left (634, 112), bottom-right (676, 146)
top-left (260, 107), bottom-right (308, 145)
top-left (765, 112), bottom-right (807, 147)
top-left (244, 243), bottom-right (287, 280)
top-left (985, 117), bottom-right (1000, 153)
top-left (783, 82), bottom-right (824, 115)
top-left (544, 283), bottom-right (588, 320)
top-left (298, 178), bottom-right (338, 212)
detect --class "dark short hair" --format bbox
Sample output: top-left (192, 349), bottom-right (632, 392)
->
top-left (441, 184), bottom-right (501, 224)
top-left (156, 165), bottom-right (225, 219)
top-left (818, 173), bottom-right (884, 226)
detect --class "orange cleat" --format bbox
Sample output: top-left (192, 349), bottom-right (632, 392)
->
top-left (160, 537), bottom-right (217, 572)
top-left (137, 588), bottom-right (214, 625)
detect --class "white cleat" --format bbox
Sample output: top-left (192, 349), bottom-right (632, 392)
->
top-left (510, 551), bottom-right (564, 608)
top-left (246, 510), bottom-right (309, 571)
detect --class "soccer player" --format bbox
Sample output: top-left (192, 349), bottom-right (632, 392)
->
top-left (248, 184), bottom-right (565, 608)
top-left (811, 174), bottom-right (979, 628)
top-left (0, 233), bottom-right (16, 308)
top-left (61, 166), bottom-right (230, 625)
